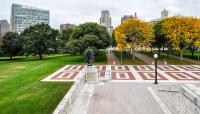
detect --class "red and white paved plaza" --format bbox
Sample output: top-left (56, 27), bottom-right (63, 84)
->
top-left (42, 65), bottom-right (200, 82)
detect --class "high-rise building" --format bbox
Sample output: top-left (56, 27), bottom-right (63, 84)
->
top-left (60, 23), bottom-right (76, 33)
top-left (11, 4), bottom-right (49, 33)
top-left (161, 8), bottom-right (169, 19)
top-left (0, 20), bottom-right (10, 38)
top-left (121, 12), bottom-right (138, 23)
top-left (100, 10), bottom-right (113, 35)
top-left (149, 9), bottom-right (169, 24)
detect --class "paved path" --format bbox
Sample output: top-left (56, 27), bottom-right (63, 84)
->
top-left (87, 83), bottom-right (167, 114)
top-left (107, 52), bottom-right (120, 65)
top-left (135, 52), bottom-right (164, 65)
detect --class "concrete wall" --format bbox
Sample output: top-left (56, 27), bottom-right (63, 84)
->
top-left (155, 84), bottom-right (200, 114)
top-left (53, 73), bottom-right (86, 114)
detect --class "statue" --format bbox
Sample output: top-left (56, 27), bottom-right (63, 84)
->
top-left (85, 47), bottom-right (94, 66)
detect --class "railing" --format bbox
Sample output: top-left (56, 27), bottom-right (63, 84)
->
top-left (53, 73), bottom-right (86, 114)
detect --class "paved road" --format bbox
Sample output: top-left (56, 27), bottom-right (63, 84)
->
top-left (135, 52), bottom-right (164, 65)
top-left (87, 83), bottom-right (165, 114)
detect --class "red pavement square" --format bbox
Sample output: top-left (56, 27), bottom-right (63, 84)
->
top-left (166, 72), bottom-right (200, 80)
top-left (138, 72), bottom-right (167, 80)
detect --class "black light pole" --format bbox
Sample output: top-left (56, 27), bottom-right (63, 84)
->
top-left (154, 54), bottom-right (158, 84)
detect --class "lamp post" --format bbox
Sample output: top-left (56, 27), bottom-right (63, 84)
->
top-left (154, 54), bottom-right (158, 84)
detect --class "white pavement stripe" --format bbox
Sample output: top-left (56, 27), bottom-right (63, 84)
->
top-left (147, 87), bottom-right (172, 114)
top-left (128, 65), bottom-right (143, 80)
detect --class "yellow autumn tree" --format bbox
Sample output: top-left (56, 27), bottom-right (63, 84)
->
top-left (115, 19), bottom-right (154, 60)
top-left (161, 16), bottom-right (200, 61)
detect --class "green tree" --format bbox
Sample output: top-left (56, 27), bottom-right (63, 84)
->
top-left (111, 30), bottom-right (117, 47)
top-left (21, 23), bottom-right (59, 60)
top-left (1, 32), bottom-right (22, 60)
top-left (153, 20), bottom-right (167, 53)
top-left (69, 22), bottom-right (111, 54)
top-left (59, 28), bottom-right (74, 51)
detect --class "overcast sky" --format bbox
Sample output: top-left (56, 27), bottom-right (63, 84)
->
top-left (1, 0), bottom-right (200, 29)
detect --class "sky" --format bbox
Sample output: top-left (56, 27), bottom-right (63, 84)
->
top-left (1, 0), bottom-right (200, 29)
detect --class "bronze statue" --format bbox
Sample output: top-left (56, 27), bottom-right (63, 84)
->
top-left (85, 47), bottom-right (94, 66)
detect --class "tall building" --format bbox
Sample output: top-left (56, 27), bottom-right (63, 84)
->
top-left (161, 8), bottom-right (169, 19)
top-left (11, 4), bottom-right (49, 33)
top-left (149, 9), bottom-right (169, 24)
top-left (121, 12), bottom-right (138, 23)
top-left (60, 23), bottom-right (76, 33)
top-left (100, 10), bottom-right (113, 35)
top-left (0, 20), bottom-right (10, 38)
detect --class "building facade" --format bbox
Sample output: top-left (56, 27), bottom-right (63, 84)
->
top-left (11, 4), bottom-right (49, 33)
top-left (121, 12), bottom-right (137, 23)
top-left (60, 23), bottom-right (76, 33)
top-left (161, 8), bottom-right (169, 19)
top-left (0, 20), bottom-right (10, 38)
top-left (100, 10), bottom-right (113, 35)
top-left (149, 9), bottom-right (169, 24)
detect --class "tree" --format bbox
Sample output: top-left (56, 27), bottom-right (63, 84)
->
top-left (1, 32), bottom-right (22, 59)
top-left (115, 19), bottom-right (154, 60)
top-left (161, 17), bottom-right (200, 61)
top-left (21, 23), bottom-right (59, 60)
top-left (59, 28), bottom-right (74, 51)
top-left (153, 19), bottom-right (167, 53)
top-left (111, 30), bottom-right (117, 47)
top-left (69, 22), bottom-right (111, 54)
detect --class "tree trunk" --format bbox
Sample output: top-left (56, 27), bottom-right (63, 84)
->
top-left (39, 54), bottom-right (43, 60)
top-left (180, 50), bottom-right (183, 61)
top-left (10, 56), bottom-right (12, 60)
top-left (132, 48), bottom-right (135, 61)
top-left (192, 50), bottom-right (194, 59)
top-left (158, 48), bottom-right (161, 54)
top-left (163, 46), bottom-right (164, 52)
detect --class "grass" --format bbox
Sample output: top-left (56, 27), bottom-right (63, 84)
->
top-left (170, 50), bottom-right (200, 60)
top-left (113, 51), bottom-right (146, 65)
top-left (0, 54), bottom-right (106, 114)
top-left (139, 51), bottom-right (194, 65)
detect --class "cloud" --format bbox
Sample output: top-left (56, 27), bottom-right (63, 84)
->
top-left (0, 0), bottom-right (200, 29)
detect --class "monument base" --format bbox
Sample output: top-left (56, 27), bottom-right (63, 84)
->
top-left (85, 65), bottom-right (98, 82)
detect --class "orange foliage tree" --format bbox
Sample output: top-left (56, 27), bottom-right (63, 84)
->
top-left (115, 19), bottom-right (154, 60)
top-left (161, 17), bottom-right (200, 61)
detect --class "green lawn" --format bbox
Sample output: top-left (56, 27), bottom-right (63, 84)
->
top-left (0, 54), bottom-right (106, 114)
top-left (139, 51), bottom-right (194, 65)
top-left (170, 50), bottom-right (200, 60)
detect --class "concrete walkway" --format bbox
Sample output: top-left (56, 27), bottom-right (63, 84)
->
top-left (107, 52), bottom-right (120, 65)
top-left (87, 83), bottom-right (167, 114)
top-left (135, 52), bottom-right (164, 65)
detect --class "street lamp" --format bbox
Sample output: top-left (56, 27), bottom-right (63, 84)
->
top-left (154, 54), bottom-right (158, 84)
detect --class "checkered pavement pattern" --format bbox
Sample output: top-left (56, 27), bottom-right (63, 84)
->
top-left (42, 65), bottom-right (200, 82)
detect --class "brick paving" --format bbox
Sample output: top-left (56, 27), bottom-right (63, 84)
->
top-left (107, 52), bottom-right (120, 65)
top-left (42, 65), bottom-right (200, 82)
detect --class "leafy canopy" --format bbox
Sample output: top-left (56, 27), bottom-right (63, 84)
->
top-left (115, 19), bottom-right (154, 52)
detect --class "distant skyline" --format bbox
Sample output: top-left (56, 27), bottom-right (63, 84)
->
top-left (1, 0), bottom-right (200, 29)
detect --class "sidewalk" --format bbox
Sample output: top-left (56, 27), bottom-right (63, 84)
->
top-left (135, 52), bottom-right (164, 65)
top-left (107, 52), bottom-right (120, 65)
top-left (87, 83), bottom-right (168, 114)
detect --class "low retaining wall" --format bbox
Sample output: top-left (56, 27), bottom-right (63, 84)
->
top-left (53, 72), bottom-right (86, 114)
top-left (155, 84), bottom-right (200, 114)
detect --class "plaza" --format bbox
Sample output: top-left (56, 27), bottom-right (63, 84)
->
top-left (42, 65), bottom-right (200, 82)
top-left (41, 64), bottom-right (200, 114)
